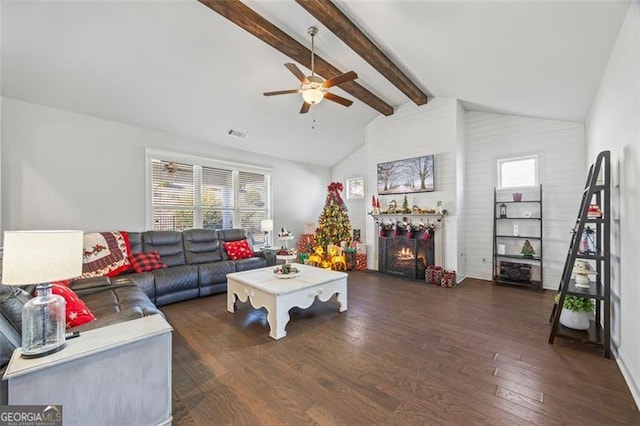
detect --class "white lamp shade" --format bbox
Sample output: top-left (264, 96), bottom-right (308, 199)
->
top-left (302, 89), bottom-right (324, 105)
top-left (260, 219), bottom-right (274, 232)
top-left (2, 230), bottom-right (84, 285)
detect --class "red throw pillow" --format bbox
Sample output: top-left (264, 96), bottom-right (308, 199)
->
top-left (37, 284), bottom-right (96, 328)
top-left (129, 251), bottom-right (168, 273)
top-left (223, 240), bottom-right (254, 260)
top-left (51, 279), bottom-right (74, 287)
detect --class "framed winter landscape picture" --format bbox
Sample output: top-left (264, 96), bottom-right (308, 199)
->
top-left (377, 155), bottom-right (435, 195)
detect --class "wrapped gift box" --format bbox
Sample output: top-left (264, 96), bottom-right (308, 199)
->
top-left (441, 270), bottom-right (457, 288)
top-left (355, 253), bottom-right (367, 271)
top-left (297, 234), bottom-right (316, 255)
top-left (344, 249), bottom-right (356, 271)
top-left (426, 266), bottom-right (443, 285)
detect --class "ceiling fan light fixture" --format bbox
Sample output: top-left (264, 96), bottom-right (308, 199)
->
top-left (302, 75), bottom-right (325, 104)
top-left (302, 88), bottom-right (324, 104)
top-left (263, 26), bottom-right (356, 113)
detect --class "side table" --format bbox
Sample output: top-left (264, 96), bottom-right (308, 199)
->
top-left (3, 315), bottom-right (173, 426)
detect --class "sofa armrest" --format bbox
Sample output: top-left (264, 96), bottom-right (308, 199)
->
top-left (70, 277), bottom-right (111, 292)
top-left (69, 307), bottom-right (148, 332)
top-left (256, 250), bottom-right (276, 266)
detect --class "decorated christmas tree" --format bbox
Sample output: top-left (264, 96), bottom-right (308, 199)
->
top-left (316, 182), bottom-right (352, 249)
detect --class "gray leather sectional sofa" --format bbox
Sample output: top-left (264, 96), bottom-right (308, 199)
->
top-left (0, 228), bottom-right (275, 394)
top-left (119, 228), bottom-right (274, 306)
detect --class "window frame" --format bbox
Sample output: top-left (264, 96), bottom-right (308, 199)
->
top-left (346, 177), bottom-right (364, 200)
top-left (496, 154), bottom-right (540, 190)
top-left (145, 149), bottom-right (272, 234)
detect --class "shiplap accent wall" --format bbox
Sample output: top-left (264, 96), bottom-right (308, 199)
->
top-left (456, 102), bottom-right (467, 279)
top-left (364, 98), bottom-right (462, 272)
top-left (464, 111), bottom-right (586, 289)
top-left (331, 145), bottom-right (367, 243)
top-left (586, 0), bottom-right (639, 408)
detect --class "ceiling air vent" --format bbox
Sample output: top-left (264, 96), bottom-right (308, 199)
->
top-left (227, 128), bottom-right (247, 139)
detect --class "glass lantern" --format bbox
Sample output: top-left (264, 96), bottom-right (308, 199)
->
top-left (578, 226), bottom-right (597, 255)
top-left (499, 203), bottom-right (507, 218)
top-left (22, 284), bottom-right (67, 358)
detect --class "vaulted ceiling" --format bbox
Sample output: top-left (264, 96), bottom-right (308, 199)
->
top-left (2, 0), bottom-right (630, 167)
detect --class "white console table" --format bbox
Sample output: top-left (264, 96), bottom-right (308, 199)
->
top-left (3, 315), bottom-right (173, 426)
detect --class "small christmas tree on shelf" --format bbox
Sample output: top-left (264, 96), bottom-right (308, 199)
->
top-left (402, 195), bottom-right (411, 214)
top-left (521, 240), bottom-right (535, 258)
top-left (315, 182), bottom-right (352, 249)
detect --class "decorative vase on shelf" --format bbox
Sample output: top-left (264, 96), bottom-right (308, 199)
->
top-left (559, 309), bottom-right (590, 330)
top-left (513, 192), bottom-right (523, 202)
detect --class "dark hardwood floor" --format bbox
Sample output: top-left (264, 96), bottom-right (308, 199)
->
top-left (162, 272), bottom-right (639, 425)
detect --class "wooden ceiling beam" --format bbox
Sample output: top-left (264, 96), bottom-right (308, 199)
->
top-left (296, 0), bottom-right (428, 106)
top-left (198, 0), bottom-right (394, 116)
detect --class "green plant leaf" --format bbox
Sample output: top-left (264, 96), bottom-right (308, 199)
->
top-left (554, 293), bottom-right (595, 313)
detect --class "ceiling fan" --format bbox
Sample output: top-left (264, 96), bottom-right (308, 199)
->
top-left (263, 26), bottom-right (358, 114)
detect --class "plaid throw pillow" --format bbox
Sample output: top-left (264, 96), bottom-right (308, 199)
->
top-left (129, 252), bottom-right (168, 273)
top-left (81, 231), bottom-right (132, 278)
top-left (223, 240), bottom-right (254, 260)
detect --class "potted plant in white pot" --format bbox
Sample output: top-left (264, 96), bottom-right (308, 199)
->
top-left (554, 294), bottom-right (595, 330)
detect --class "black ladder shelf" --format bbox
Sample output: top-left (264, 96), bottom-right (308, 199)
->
top-left (548, 150), bottom-right (611, 358)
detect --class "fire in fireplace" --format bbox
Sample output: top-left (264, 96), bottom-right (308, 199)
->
top-left (397, 247), bottom-right (414, 261)
top-left (378, 235), bottom-right (435, 280)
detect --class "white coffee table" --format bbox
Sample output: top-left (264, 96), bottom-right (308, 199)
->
top-left (227, 264), bottom-right (348, 339)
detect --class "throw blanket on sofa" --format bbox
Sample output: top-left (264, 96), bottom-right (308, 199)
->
top-left (81, 231), bottom-right (131, 278)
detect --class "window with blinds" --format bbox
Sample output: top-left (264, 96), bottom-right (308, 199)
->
top-left (149, 157), bottom-right (270, 243)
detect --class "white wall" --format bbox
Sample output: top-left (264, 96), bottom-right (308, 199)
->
top-left (586, 0), bottom-right (640, 407)
top-left (455, 102), bottom-right (467, 279)
top-left (1, 98), bottom-right (330, 245)
top-left (0, 3), bottom-right (3, 239)
top-left (464, 111), bottom-right (586, 289)
top-left (365, 98), bottom-right (462, 271)
top-left (331, 144), bottom-right (366, 243)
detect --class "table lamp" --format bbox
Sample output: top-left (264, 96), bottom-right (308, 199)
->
top-left (1, 230), bottom-right (83, 358)
top-left (260, 219), bottom-right (273, 248)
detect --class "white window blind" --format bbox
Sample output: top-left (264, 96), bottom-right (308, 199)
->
top-left (202, 166), bottom-right (234, 230)
top-left (238, 171), bottom-right (268, 244)
top-left (151, 161), bottom-right (195, 230)
top-left (149, 154), bottom-right (271, 241)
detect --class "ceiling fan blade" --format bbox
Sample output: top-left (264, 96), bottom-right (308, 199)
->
top-left (285, 63), bottom-right (309, 84)
top-left (263, 89), bottom-right (301, 96)
top-left (324, 92), bottom-right (353, 107)
top-left (323, 71), bottom-right (357, 88)
top-left (300, 102), bottom-right (311, 114)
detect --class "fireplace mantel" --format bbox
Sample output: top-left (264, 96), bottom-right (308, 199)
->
top-left (370, 213), bottom-right (445, 221)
